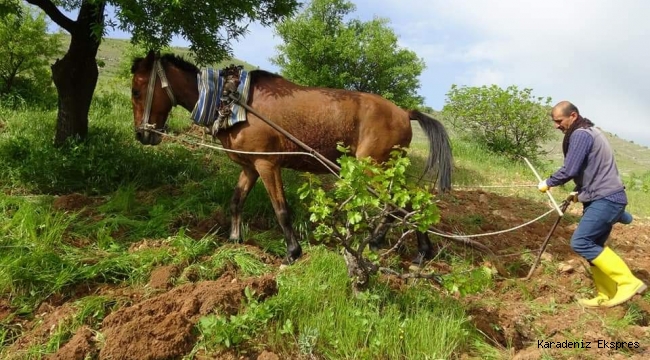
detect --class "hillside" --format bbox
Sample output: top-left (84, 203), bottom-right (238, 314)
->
top-left (543, 126), bottom-right (650, 176)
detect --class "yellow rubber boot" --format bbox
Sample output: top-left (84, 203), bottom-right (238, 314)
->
top-left (592, 247), bottom-right (647, 307)
top-left (578, 266), bottom-right (616, 307)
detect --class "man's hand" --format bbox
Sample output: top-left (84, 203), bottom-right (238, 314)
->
top-left (566, 191), bottom-right (579, 203)
top-left (538, 180), bottom-right (549, 193)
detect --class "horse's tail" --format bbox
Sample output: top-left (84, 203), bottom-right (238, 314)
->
top-left (408, 109), bottom-right (453, 192)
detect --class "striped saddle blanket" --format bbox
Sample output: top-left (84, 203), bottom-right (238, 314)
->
top-left (190, 66), bottom-right (251, 130)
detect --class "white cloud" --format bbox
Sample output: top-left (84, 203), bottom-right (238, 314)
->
top-left (365, 0), bottom-right (650, 145)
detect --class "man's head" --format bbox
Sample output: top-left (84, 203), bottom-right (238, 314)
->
top-left (551, 101), bottom-right (580, 133)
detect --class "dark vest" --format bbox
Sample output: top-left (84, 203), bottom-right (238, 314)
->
top-left (574, 127), bottom-right (625, 202)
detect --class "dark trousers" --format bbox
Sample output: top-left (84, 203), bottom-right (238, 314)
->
top-left (570, 199), bottom-right (627, 261)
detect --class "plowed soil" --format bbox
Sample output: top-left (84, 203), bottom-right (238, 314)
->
top-left (5, 189), bottom-right (650, 359)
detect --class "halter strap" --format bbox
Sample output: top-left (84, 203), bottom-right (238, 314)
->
top-left (140, 59), bottom-right (176, 130)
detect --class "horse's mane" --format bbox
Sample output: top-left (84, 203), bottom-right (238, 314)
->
top-left (249, 69), bottom-right (282, 80)
top-left (130, 52), bottom-right (285, 83)
top-left (161, 54), bottom-right (200, 74)
top-left (131, 53), bottom-right (200, 74)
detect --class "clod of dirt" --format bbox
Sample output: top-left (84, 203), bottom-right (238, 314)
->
top-left (98, 274), bottom-right (277, 360)
top-left (185, 208), bottom-right (230, 239)
top-left (147, 265), bottom-right (180, 290)
top-left (46, 326), bottom-right (96, 360)
top-left (128, 239), bottom-right (170, 253)
top-left (52, 193), bottom-right (94, 212)
top-left (557, 262), bottom-right (574, 273)
top-left (257, 350), bottom-right (280, 360)
top-left (512, 347), bottom-right (543, 360)
top-left (0, 299), bottom-right (13, 322)
top-left (3, 305), bottom-right (77, 358)
top-left (468, 306), bottom-right (533, 350)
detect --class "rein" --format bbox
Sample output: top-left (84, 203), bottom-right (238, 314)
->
top-left (139, 59), bottom-right (177, 131)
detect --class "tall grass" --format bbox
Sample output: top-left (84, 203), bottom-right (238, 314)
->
top-left (0, 111), bottom-right (212, 195)
top-left (264, 246), bottom-right (474, 359)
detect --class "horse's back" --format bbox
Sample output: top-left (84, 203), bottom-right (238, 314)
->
top-left (231, 74), bottom-right (412, 170)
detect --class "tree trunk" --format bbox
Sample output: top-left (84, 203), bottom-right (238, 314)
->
top-left (51, 1), bottom-right (104, 145)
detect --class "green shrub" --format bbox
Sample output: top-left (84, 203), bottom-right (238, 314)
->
top-left (442, 84), bottom-right (553, 160)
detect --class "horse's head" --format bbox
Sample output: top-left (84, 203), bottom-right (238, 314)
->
top-left (130, 50), bottom-right (176, 145)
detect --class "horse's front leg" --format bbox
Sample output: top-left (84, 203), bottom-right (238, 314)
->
top-left (229, 167), bottom-right (259, 242)
top-left (256, 162), bottom-right (302, 264)
top-left (413, 231), bottom-right (434, 266)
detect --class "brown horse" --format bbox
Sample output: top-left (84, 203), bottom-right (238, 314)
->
top-left (130, 51), bottom-right (453, 264)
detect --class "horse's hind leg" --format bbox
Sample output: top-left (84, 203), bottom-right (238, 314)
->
top-left (229, 167), bottom-right (259, 242)
top-left (256, 162), bottom-right (302, 264)
top-left (369, 209), bottom-right (435, 264)
top-left (413, 231), bottom-right (434, 265)
top-left (369, 212), bottom-right (395, 251)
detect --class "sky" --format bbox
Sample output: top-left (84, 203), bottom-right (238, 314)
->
top-left (58, 0), bottom-right (650, 146)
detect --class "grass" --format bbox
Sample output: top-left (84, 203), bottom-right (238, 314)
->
top-left (262, 246), bottom-right (475, 359)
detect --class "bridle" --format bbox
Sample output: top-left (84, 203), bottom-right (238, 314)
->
top-left (138, 58), bottom-right (177, 132)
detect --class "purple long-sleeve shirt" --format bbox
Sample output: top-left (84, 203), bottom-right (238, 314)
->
top-left (546, 130), bottom-right (627, 204)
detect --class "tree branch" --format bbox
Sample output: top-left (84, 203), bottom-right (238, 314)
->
top-left (26, 0), bottom-right (76, 33)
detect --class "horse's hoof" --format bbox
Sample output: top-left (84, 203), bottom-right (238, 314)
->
top-left (282, 256), bottom-right (296, 266)
top-left (411, 251), bottom-right (432, 266)
top-left (408, 264), bottom-right (422, 272)
top-left (228, 237), bottom-right (243, 244)
top-left (282, 248), bottom-right (303, 266)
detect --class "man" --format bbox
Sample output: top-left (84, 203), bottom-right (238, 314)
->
top-left (538, 101), bottom-right (646, 307)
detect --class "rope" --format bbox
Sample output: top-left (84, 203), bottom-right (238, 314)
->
top-left (454, 184), bottom-right (537, 189)
top-left (426, 208), bottom-right (555, 239)
top-left (152, 128), bottom-right (560, 241)
top-left (149, 129), bottom-right (341, 178)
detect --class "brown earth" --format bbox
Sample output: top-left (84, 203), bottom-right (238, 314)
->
top-left (46, 326), bottom-right (96, 360)
top-left (3, 189), bottom-right (650, 359)
top-left (434, 190), bottom-right (650, 359)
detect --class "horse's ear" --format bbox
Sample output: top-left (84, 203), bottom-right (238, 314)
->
top-left (135, 50), bottom-right (155, 72)
top-left (145, 50), bottom-right (156, 62)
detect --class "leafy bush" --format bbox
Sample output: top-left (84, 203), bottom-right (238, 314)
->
top-left (299, 146), bottom-right (441, 291)
top-left (624, 171), bottom-right (650, 193)
top-left (442, 84), bottom-right (553, 160)
top-left (0, 4), bottom-right (62, 109)
top-left (0, 73), bottom-right (57, 110)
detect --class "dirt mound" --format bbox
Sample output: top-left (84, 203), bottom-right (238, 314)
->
top-left (0, 299), bottom-right (13, 322)
top-left (52, 193), bottom-right (95, 212)
top-left (99, 274), bottom-right (277, 360)
top-left (4, 304), bottom-right (77, 358)
top-left (47, 326), bottom-right (96, 360)
top-left (147, 265), bottom-right (180, 290)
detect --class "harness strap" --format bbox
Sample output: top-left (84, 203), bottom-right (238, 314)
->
top-left (141, 59), bottom-right (176, 130)
top-left (141, 61), bottom-right (158, 129)
top-left (156, 60), bottom-right (176, 106)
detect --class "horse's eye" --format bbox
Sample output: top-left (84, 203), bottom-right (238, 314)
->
top-left (132, 89), bottom-right (140, 98)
